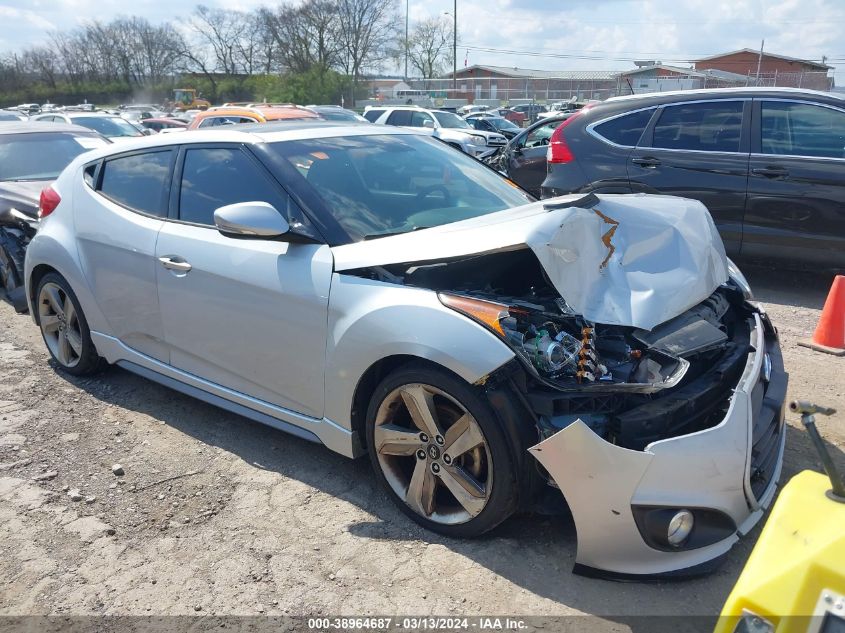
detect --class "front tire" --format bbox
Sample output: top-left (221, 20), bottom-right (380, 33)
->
top-left (365, 363), bottom-right (520, 537)
top-left (35, 273), bottom-right (102, 375)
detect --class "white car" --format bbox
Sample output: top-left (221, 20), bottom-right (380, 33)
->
top-left (24, 125), bottom-right (785, 579)
top-left (364, 106), bottom-right (507, 157)
top-left (30, 112), bottom-right (148, 142)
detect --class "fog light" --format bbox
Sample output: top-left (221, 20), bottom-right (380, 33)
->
top-left (667, 510), bottom-right (694, 547)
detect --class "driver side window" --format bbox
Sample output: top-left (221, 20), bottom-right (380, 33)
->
top-left (177, 147), bottom-right (318, 237)
top-left (523, 121), bottom-right (560, 148)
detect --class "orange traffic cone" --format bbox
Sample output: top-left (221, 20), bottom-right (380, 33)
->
top-left (799, 275), bottom-right (845, 356)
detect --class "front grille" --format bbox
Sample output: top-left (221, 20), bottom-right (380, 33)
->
top-left (748, 343), bottom-right (787, 501)
top-left (487, 138), bottom-right (507, 146)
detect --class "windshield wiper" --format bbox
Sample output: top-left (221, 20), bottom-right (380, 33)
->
top-left (362, 226), bottom-right (432, 241)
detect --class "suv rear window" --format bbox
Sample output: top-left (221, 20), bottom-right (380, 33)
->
top-left (99, 150), bottom-right (173, 216)
top-left (0, 132), bottom-right (107, 182)
top-left (652, 101), bottom-right (743, 153)
top-left (593, 109), bottom-right (654, 147)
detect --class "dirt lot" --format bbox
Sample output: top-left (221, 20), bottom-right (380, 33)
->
top-left (1, 265), bottom-right (843, 621)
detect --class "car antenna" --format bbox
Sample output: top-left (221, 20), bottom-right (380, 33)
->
top-left (790, 400), bottom-right (845, 502)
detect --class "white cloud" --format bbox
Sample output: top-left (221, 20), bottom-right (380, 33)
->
top-left (0, 0), bottom-right (841, 82)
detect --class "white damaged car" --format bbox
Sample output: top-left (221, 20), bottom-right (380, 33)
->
top-left (24, 123), bottom-right (787, 579)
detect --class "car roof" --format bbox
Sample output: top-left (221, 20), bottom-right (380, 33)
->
top-left (57, 112), bottom-right (123, 118)
top-left (605, 86), bottom-right (845, 104)
top-left (198, 105), bottom-right (319, 121)
top-left (0, 121), bottom-right (102, 135)
top-left (62, 121), bottom-right (422, 160)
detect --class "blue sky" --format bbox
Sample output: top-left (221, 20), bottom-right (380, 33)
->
top-left (1, 0), bottom-right (843, 84)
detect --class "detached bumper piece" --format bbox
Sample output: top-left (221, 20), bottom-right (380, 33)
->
top-left (526, 309), bottom-right (787, 579)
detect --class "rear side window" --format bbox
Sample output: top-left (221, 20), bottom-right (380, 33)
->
top-left (363, 109), bottom-right (385, 123)
top-left (593, 109), bottom-right (654, 147)
top-left (652, 101), bottom-right (743, 153)
top-left (387, 110), bottom-right (413, 126)
top-left (98, 150), bottom-right (173, 216)
top-left (178, 147), bottom-right (318, 237)
top-left (761, 101), bottom-right (845, 158)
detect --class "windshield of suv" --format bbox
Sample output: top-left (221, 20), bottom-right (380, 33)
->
top-left (74, 116), bottom-right (144, 138)
top-left (432, 111), bottom-right (471, 129)
top-left (0, 132), bottom-right (108, 181)
top-left (270, 133), bottom-right (532, 243)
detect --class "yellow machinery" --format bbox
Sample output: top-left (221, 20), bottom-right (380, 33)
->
top-left (717, 400), bottom-right (845, 633)
top-left (171, 88), bottom-right (211, 111)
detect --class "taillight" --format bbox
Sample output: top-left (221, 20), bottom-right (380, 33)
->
top-left (38, 186), bottom-right (61, 219)
top-left (547, 111), bottom-right (584, 164)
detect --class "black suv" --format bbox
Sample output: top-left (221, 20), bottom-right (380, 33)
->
top-left (542, 88), bottom-right (845, 267)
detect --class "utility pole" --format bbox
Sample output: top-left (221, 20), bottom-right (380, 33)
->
top-left (755, 39), bottom-right (764, 84)
top-left (404, 0), bottom-right (409, 80)
top-left (453, 0), bottom-right (457, 91)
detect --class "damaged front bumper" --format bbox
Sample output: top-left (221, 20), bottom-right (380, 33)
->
top-left (526, 310), bottom-right (787, 579)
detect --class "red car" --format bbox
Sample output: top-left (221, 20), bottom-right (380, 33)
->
top-left (492, 108), bottom-right (527, 125)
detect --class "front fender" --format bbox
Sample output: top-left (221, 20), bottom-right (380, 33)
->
top-left (323, 273), bottom-right (515, 430)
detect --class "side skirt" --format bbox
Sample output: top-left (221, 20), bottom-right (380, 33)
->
top-left (91, 332), bottom-right (360, 458)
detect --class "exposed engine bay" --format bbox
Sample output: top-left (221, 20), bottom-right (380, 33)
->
top-left (348, 247), bottom-right (753, 452)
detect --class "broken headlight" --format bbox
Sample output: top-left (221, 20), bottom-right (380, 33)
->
top-left (438, 293), bottom-right (607, 381)
top-left (727, 258), bottom-right (753, 300)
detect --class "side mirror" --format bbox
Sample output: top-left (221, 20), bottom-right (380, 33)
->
top-left (422, 119), bottom-right (435, 129)
top-left (214, 201), bottom-right (290, 238)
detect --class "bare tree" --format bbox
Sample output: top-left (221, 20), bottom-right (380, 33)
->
top-left (407, 17), bottom-right (453, 80)
top-left (23, 47), bottom-right (59, 89)
top-left (259, 1), bottom-right (341, 75)
top-left (184, 5), bottom-right (250, 76)
top-left (335, 0), bottom-right (401, 105)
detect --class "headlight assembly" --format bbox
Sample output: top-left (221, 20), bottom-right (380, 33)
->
top-left (727, 258), bottom-right (754, 300)
top-left (438, 293), bottom-right (605, 381)
top-left (468, 135), bottom-right (487, 146)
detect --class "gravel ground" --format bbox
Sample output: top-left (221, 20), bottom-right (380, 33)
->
top-left (0, 264), bottom-right (843, 621)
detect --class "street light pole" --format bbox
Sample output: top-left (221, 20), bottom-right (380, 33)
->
top-left (404, 0), bottom-right (409, 80)
top-left (452, 0), bottom-right (457, 91)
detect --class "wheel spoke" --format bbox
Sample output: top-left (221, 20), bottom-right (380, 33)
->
top-left (65, 328), bottom-right (83, 356)
top-left (406, 459), bottom-right (437, 517)
top-left (57, 331), bottom-right (72, 365)
top-left (375, 424), bottom-right (423, 456)
top-left (63, 296), bottom-right (76, 325)
top-left (439, 465), bottom-right (486, 517)
top-left (44, 286), bottom-right (63, 316)
top-left (400, 385), bottom-right (442, 439)
top-left (443, 414), bottom-right (485, 459)
top-left (40, 314), bottom-right (61, 334)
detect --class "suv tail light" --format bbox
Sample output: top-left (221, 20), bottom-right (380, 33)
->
top-left (547, 111), bottom-right (584, 164)
top-left (38, 186), bottom-right (61, 219)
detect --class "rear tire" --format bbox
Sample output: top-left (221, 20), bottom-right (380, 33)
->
top-left (35, 273), bottom-right (103, 375)
top-left (365, 362), bottom-right (520, 538)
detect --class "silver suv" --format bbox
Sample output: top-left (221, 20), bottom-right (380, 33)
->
top-left (364, 106), bottom-right (507, 157)
top-left (25, 124), bottom-right (785, 579)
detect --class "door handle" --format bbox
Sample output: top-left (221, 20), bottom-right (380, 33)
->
top-left (632, 156), bottom-right (661, 168)
top-left (752, 166), bottom-right (788, 178)
top-left (158, 256), bottom-right (192, 273)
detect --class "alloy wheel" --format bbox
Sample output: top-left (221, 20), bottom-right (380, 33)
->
top-left (373, 383), bottom-right (492, 525)
top-left (38, 282), bottom-right (83, 368)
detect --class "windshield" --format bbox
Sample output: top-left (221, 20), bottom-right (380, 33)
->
top-left (269, 134), bottom-right (532, 243)
top-left (74, 116), bottom-right (144, 138)
top-left (433, 111), bottom-right (471, 129)
top-left (0, 132), bottom-right (108, 181)
top-left (485, 117), bottom-right (520, 131)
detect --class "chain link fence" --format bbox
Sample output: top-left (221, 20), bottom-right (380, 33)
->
top-left (361, 70), bottom-right (833, 109)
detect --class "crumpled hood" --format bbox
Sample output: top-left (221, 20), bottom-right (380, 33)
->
top-left (332, 193), bottom-right (729, 331)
